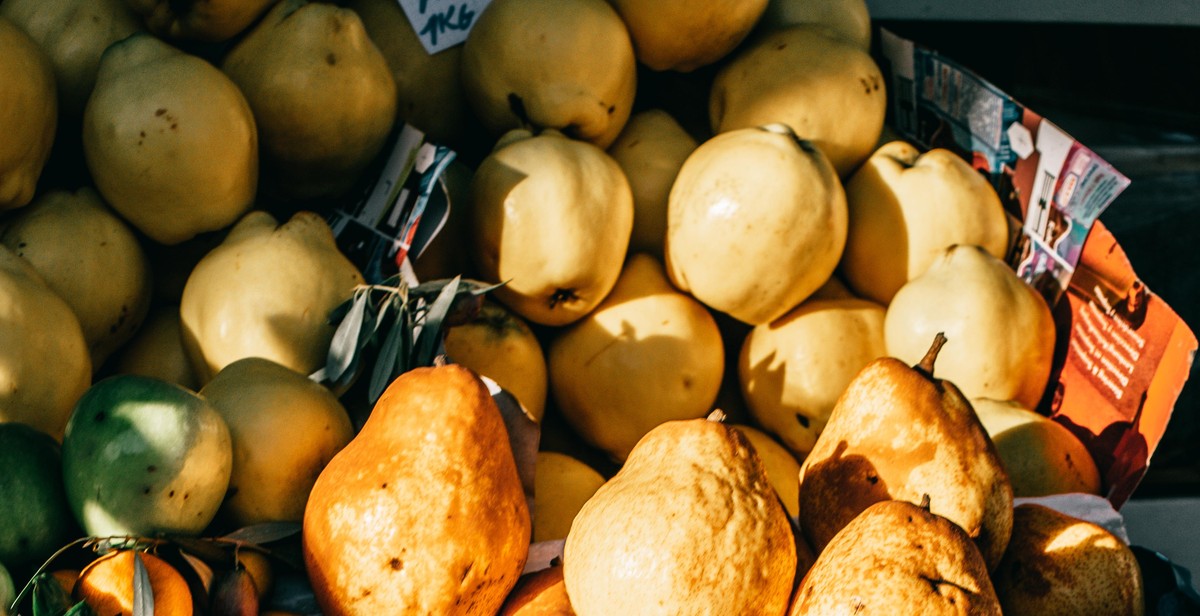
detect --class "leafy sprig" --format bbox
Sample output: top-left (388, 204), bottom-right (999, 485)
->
top-left (311, 275), bottom-right (504, 405)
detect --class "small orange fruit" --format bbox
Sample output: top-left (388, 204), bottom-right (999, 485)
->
top-left (74, 550), bottom-right (193, 616)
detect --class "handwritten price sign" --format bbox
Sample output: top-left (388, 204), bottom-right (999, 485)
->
top-left (396, 0), bottom-right (492, 54)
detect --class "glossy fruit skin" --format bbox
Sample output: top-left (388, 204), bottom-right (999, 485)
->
top-left (61, 375), bottom-right (232, 538)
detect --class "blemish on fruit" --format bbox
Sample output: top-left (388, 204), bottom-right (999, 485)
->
top-left (169, 490), bottom-right (176, 497)
top-left (866, 474), bottom-right (879, 485)
top-left (389, 558), bottom-right (403, 571)
top-left (147, 465), bottom-right (157, 472)
top-left (795, 413), bottom-right (811, 428)
top-left (326, 52), bottom-right (337, 66)
top-left (94, 411), bottom-right (106, 422)
top-left (143, 486), bottom-right (151, 495)
top-left (155, 108), bottom-right (167, 116)
top-left (380, 482), bottom-right (388, 489)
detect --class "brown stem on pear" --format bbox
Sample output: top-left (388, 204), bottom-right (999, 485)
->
top-left (706, 409), bottom-right (727, 423)
top-left (919, 494), bottom-right (931, 512)
top-left (915, 332), bottom-right (948, 378)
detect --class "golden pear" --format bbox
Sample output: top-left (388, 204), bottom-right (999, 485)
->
top-left (346, 0), bottom-right (478, 152)
top-left (532, 451), bottom-right (606, 543)
top-left (180, 211), bottom-right (364, 383)
top-left (993, 504), bottom-right (1144, 615)
top-left (445, 301), bottom-right (548, 423)
top-left (738, 294), bottom-right (886, 459)
top-left (798, 334), bottom-right (1013, 570)
top-left (1, 187), bottom-right (151, 368)
top-left (548, 253), bottom-right (724, 462)
top-left (498, 565), bottom-right (574, 616)
top-left (470, 129), bottom-right (633, 326)
top-left (972, 398), bottom-right (1101, 497)
top-left (607, 0), bottom-right (768, 72)
top-left (0, 0), bottom-right (143, 118)
top-left (607, 109), bottom-right (698, 258)
top-left (710, 26), bottom-right (885, 176)
top-left (125, 0), bottom-right (278, 41)
top-left (666, 123), bottom-right (847, 325)
top-left (112, 305), bottom-right (199, 391)
top-left (0, 17), bottom-right (56, 211)
top-left (885, 244), bottom-right (1056, 410)
top-left (0, 245), bottom-right (91, 440)
top-left (563, 415), bottom-right (796, 615)
top-left (731, 424), bottom-right (802, 518)
top-left (842, 141), bottom-right (1011, 305)
top-left (303, 365), bottom-right (529, 615)
top-left (201, 357), bottom-right (354, 526)
top-left (758, 0), bottom-right (872, 50)
top-left (222, 0), bottom-right (397, 201)
top-left (791, 499), bottom-right (1002, 615)
top-left (461, 0), bottom-right (636, 148)
top-left (83, 33), bottom-right (257, 244)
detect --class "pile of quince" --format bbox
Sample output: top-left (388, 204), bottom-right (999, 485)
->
top-left (0, 0), bottom-right (1152, 614)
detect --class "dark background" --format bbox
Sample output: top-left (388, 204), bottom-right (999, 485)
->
top-left (875, 20), bottom-right (1200, 498)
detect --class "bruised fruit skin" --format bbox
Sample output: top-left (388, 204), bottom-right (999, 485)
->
top-left (992, 504), bottom-right (1144, 616)
top-left (791, 499), bottom-right (1002, 615)
top-left (798, 334), bottom-right (1014, 571)
top-left (303, 365), bottom-right (529, 615)
top-left (61, 375), bottom-right (232, 537)
top-left (1, 187), bottom-right (152, 369)
top-left (83, 33), bottom-right (257, 245)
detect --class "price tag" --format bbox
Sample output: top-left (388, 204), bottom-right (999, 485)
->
top-left (396, 0), bottom-right (492, 55)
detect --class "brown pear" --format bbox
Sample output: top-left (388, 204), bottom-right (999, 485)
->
top-left (992, 504), bottom-right (1144, 616)
top-left (302, 365), bottom-right (530, 615)
top-left (797, 333), bottom-right (1013, 570)
top-left (791, 499), bottom-right (1002, 615)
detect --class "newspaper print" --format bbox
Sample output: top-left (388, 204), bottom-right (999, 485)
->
top-left (879, 29), bottom-right (1195, 508)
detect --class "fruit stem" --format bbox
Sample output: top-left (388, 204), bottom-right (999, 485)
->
top-left (915, 332), bottom-right (947, 378)
top-left (919, 494), bottom-right (931, 511)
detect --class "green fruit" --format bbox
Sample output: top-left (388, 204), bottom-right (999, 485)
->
top-left (0, 560), bottom-right (14, 616)
top-left (0, 423), bottom-right (76, 571)
top-left (61, 375), bottom-right (232, 538)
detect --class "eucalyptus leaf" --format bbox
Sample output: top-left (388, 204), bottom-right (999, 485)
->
top-left (132, 552), bottom-right (154, 616)
top-left (167, 536), bottom-right (229, 565)
top-left (369, 309), bottom-right (407, 402)
top-left (412, 275), bottom-right (462, 366)
top-left (325, 291), bottom-right (370, 384)
top-left (220, 522), bottom-right (302, 546)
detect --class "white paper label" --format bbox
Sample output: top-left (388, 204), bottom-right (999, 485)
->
top-left (396, 0), bottom-right (492, 55)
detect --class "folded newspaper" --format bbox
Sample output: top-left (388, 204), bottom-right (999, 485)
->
top-left (879, 29), bottom-right (1197, 510)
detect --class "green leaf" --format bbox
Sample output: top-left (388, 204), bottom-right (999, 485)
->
top-left (325, 290), bottom-right (370, 384)
top-left (412, 275), bottom-right (461, 367)
top-left (62, 601), bottom-right (96, 616)
top-left (132, 552), bottom-right (154, 616)
top-left (220, 522), bottom-right (302, 546)
top-left (31, 572), bottom-right (73, 616)
top-left (369, 306), bottom-right (407, 402)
